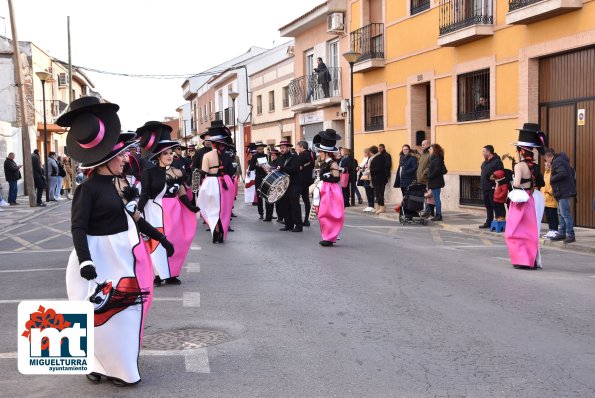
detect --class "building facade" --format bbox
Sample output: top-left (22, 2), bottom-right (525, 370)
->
top-left (250, 45), bottom-right (296, 149)
top-left (280, 0), bottom-right (351, 149)
top-left (347, 0), bottom-right (595, 227)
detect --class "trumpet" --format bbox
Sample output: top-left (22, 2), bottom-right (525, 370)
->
top-left (191, 169), bottom-right (202, 194)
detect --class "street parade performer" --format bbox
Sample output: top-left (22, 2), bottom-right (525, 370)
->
top-left (247, 141), bottom-right (269, 220)
top-left (312, 129), bottom-right (345, 247)
top-left (505, 123), bottom-right (546, 269)
top-left (58, 97), bottom-right (175, 386)
top-left (197, 121), bottom-right (234, 243)
top-left (138, 124), bottom-right (199, 286)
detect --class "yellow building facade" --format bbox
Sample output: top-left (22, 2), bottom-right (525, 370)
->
top-left (349, 0), bottom-right (595, 226)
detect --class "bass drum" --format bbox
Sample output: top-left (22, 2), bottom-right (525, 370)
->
top-left (258, 170), bottom-right (290, 203)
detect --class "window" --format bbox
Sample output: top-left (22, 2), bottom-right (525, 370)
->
top-left (282, 86), bottom-right (289, 108)
top-left (305, 51), bottom-right (314, 77)
top-left (209, 101), bottom-right (213, 119)
top-left (268, 91), bottom-right (275, 112)
top-left (459, 176), bottom-right (483, 206)
top-left (364, 92), bottom-right (384, 131)
top-left (328, 40), bottom-right (339, 69)
top-left (257, 95), bottom-right (262, 115)
top-left (457, 68), bottom-right (490, 122)
top-left (204, 104), bottom-right (208, 121)
top-left (411, 0), bottom-right (430, 15)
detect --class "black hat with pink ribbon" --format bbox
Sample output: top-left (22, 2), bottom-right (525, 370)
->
top-left (57, 96), bottom-right (122, 164)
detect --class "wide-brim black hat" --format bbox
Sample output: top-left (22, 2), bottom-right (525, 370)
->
top-left (60, 97), bottom-right (122, 164)
top-left (313, 129), bottom-right (341, 153)
top-left (149, 141), bottom-right (180, 160)
top-left (253, 141), bottom-right (267, 148)
top-left (275, 140), bottom-right (293, 148)
top-left (512, 123), bottom-right (546, 154)
top-left (201, 120), bottom-right (231, 140)
top-left (136, 121), bottom-right (172, 154)
top-left (80, 132), bottom-right (138, 169)
top-left (56, 96), bottom-right (119, 126)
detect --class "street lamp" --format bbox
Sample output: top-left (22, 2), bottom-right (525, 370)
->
top-left (36, 70), bottom-right (53, 202)
top-left (343, 50), bottom-right (360, 206)
top-left (228, 91), bottom-right (239, 145)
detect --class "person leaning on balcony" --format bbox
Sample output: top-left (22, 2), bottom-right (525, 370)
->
top-left (314, 57), bottom-right (332, 98)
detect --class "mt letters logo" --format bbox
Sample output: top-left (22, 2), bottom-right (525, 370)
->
top-left (18, 301), bottom-right (94, 374)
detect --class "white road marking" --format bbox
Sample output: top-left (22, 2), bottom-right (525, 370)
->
top-left (431, 229), bottom-right (443, 244)
top-left (186, 263), bottom-right (200, 273)
top-left (0, 248), bottom-right (74, 255)
top-left (7, 236), bottom-right (43, 251)
top-left (0, 267), bottom-right (66, 274)
top-left (0, 349), bottom-right (211, 373)
top-left (183, 292), bottom-right (201, 307)
top-left (0, 297), bottom-right (185, 304)
top-left (190, 246), bottom-right (202, 251)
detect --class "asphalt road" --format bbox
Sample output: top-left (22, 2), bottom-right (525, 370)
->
top-left (1, 200), bottom-right (594, 397)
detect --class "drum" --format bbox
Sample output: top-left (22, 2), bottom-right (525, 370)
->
top-left (258, 170), bottom-right (290, 203)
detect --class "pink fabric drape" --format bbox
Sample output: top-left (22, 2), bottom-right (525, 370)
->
top-left (318, 182), bottom-right (344, 243)
top-left (505, 195), bottom-right (538, 267)
top-left (162, 197), bottom-right (198, 276)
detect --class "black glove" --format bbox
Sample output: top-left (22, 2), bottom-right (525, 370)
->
top-left (160, 237), bottom-right (175, 257)
top-left (80, 261), bottom-right (97, 280)
top-left (179, 195), bottom-right (199, 213)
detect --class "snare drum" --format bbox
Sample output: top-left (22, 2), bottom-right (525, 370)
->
top-left (258, 170), bottom-right (290, 203)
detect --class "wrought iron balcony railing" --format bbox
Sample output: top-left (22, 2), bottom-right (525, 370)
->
top-left (350, 23), bottom-right (384, 62)
top-left (288, 67), bottom-right (341, 107)
top-left (224, 107), bottom-right (233, 125)
top-left (439, 0), bottom-right (493, 36)
top-left (508, 0), bottom-right (542, 11)
top-left (411, 0), bottom-right (431, 15)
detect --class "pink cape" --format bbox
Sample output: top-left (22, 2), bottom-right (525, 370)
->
top-left (198, 175), bottom-right (234, 241)
top-left (505, 195), bottom-right (538, 267)
top-left (161, 197), bottom-right (198, 276)
top-left (318, 181), bottom-right (345, 243)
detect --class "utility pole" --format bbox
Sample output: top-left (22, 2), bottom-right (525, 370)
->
top-left (67, 16), bottom-right (78, 191)
top-left (7, 0), bottom-right (36, 207)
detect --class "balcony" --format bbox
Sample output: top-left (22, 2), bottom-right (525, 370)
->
top-left (438, 0), bottom-right (494, 47)
top-left (288, 67), bottom-right (342, 113)
top-left (224, 107), bottom-right (233, 126)
top-left (182, 81), bottom-right (196, 100)
top-left (214, 111), bottom-right (223, 122)
top-left (38, 100), bottom-right (69, 122)
top-left (506, 0), bottom-right (582, 24)
top-left (411, 0), bottom-right (431, 15)
top-left (350, 23), bottom-right (385, 73)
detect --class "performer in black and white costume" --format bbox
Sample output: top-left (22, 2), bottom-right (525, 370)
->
top-left (59, 97), bottom-right (174, 386)
top-left (248, 141), bottom-right (269, 219)
top-left (274, 140), bottom-right (303, 232)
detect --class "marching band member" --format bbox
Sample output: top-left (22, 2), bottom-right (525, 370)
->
top-left (197, 121), bottom-right (234, 243)
top-left (274, 140), bottom-right (303, 232)
top-left (138, 125), bottom-right (199, 286)
top-left (312, 129), bottom-right (345, 247)
top-left (248, 141), bottom-right (269, 220)
top-left (58, 97), bottom-right (175, 386)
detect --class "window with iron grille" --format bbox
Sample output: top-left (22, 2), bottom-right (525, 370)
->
top-left (459, 175), bottom-right (483, 206)
top-left (411, 0), bottom-right (431, 15)
top-left (269, 91), bottom-right (275, 112)
top-left (257, 95), bottom-right (262, 115)
top-left (282, 86), bottom-right (289, 108)
top-left (457, 69), bottom-right (490, 122)
top-left (364, 92), bottom-right (384, 131)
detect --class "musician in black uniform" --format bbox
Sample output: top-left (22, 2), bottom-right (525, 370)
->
top-left (191, 133), bottom-right (212, 173)
top-left (248, 141), bottom-right (269, 219)
top-left (275, 140), bottom-right (302, 232)
top-left (266, 148), bottom-right (281, 222)
top-left (296, 141), bottom-right (315, 227)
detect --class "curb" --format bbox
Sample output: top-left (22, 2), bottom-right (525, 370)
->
top-left (345, 206), bottom-right (595, 256)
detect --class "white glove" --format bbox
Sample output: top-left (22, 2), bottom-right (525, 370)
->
top-left (125, 200), bottom-right (138, 214)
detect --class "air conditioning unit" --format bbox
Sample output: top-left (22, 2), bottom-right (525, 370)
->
top-left (327, 12), bottom-right (344, 33)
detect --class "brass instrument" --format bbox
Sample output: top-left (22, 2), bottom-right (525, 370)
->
top-left (191, 169), bottom-right (202, 194)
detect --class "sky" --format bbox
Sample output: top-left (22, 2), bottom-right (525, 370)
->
top-left (0, 0), bottom-right (322, 131)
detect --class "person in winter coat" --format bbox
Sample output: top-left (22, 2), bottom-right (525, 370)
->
top-left (540, 160), bottom-right (558, 239)
top-left (492, 169), bottom-right (508, 221)
top-left (393, 144), bottom-right (418, 196)
top-left (3, 152), bottom-right (22, 205)
top-left (426, 144), bottom-right (446, 221)
top-left (479, 145), bottom-right (504, 228)
top-left (369, 145), bottom-right (387, 214)
top-left (31, 149), bottom-right (46, 207)
top-left (545, 148), bottom-right (576, 243)
top-left (416, 140), bottom-right (431, 185)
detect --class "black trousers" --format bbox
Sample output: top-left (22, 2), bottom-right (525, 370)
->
top-left (494, 203), bottom-right (506, 219)
top-left (34, 178), bottom-right (45, 204)
top-left (278, 185), bottom-right (302, 229)
top-left (374, 181), bottom-right (386, 206)
top-left (300, 181), bottom-right (313, 222)
top-left (364, 185), bottom-right (375, 207)
top-left (265, 201), bottom-right (275, 220)
top-left (544, 206), bottom-right (559, 231)
top-left (256, 177), bottom-right (264, 216)
top-left (483, 190), bottom-right (495, 223)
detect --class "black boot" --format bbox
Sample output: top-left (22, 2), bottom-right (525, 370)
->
top-left (319, 240), bottom-right (333, 247)
top-left (303, 219), bottom-right (310, 227)
top-left (153, 276), bottom-right (162, 287)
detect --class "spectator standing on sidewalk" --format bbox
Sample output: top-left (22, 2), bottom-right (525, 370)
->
top-left (545, 148), bottom-right (576, 243)
top-left (56, 155), bottom-right (66, 200)
top-left (369, 145), bottom-right (387, 214)
top-left (31, 149), bottom-right (46, 207)
top-left (338, 147), bottom-right (355, 207)
top-left (416, 140), bottom-right (431, 216)
top-left (378, 144), bottom-right (392, 189)
top-left (541, 158), bottom-right (558, 239)
top-left (359, 147), bottom-right (375, 212)
top-left (393, 144), bottom-right (418, 196)
top-left (4, 152), bottom-right (22, 205)
top-left (46, 152), bottom-right (59, 201)
top-left (427, 144), bottom-right (447, 221)
top-left (479, 145), bottom-right (504, 228)
top-left (62, 157), bottom-right (73, 200)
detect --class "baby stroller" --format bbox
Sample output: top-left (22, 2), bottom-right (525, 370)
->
top-left (398, 183), bottom-right (428, 225)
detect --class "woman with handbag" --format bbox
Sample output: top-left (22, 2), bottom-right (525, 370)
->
top-left (505, 124), bottom-right (547, 269)
top-left (427, 144), bottom-right (447, 221)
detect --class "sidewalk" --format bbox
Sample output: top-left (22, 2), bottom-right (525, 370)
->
top-left (345, 203), bottom-right (595, 255)
top-left (0, 198), bottom-right (71, 231)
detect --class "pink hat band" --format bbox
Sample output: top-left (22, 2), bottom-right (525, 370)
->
top-left (77, 118), bottom-right (105, 149)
